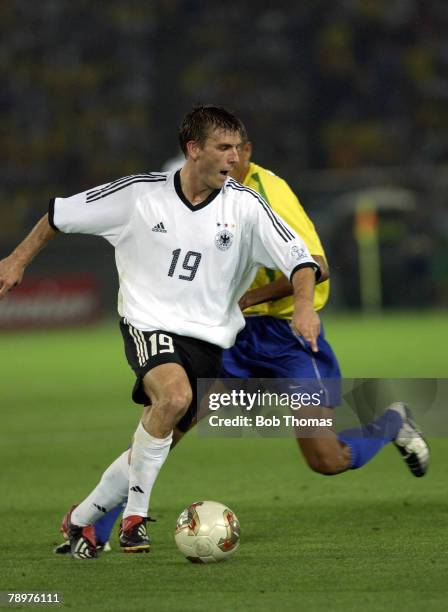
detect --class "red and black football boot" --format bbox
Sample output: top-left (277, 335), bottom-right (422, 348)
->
top-left (60, 505), bottom-right (97, 559)
top-left (119, 515), bottom-right (150, 553)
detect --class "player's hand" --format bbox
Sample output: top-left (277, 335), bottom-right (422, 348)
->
top-left (0, 256), bottom-right (25, 299)
top-left (291, 307), bottom-right (321, 353)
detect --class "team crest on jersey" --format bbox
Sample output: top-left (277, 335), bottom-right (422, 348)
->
top-left (215, 229), bottom-right (234, 251)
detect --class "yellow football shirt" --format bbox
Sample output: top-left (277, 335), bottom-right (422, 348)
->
top-left (242, 162), bottom-right (329, 318)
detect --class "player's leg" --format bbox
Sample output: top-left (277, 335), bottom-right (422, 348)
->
top-left (63, 323), bottom-right (190, 558)
top-left (337, 401), bottom-right (429, 477)
top-left (63, 324), bottom-right (221, 558)
top-left (60, 449), bottom-right (130, 558)
top-left (90, 421), bottom-right (188, 548)
top-left (290, 353), bottom-right (428, 476)
top-left (119, 326), bottom-right (222, 553)
top-left (57, 409), bottom-right (191, 556)
top-left (55, 420), bottom-right (188, 556)
top-left (286, 326), bottom-right (427, 476)
top-left (64, 365), bottom-right (191, 558)
top-left (294, 404), bottom-right (405, 475)
top-left (294, 407), bottom-right (351, 474)
top-left (119, 362), bottom-right (192, 552)
top-left (224, 316), bottom-right (428, 476)
top-left (93, 502), bottom-right (124, 549)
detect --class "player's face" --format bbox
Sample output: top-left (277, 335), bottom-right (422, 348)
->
top-left (195, 128), bottom-right (241, 190)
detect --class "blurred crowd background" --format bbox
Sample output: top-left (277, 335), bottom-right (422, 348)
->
top-left (1, 0), bottom-right (447, 325)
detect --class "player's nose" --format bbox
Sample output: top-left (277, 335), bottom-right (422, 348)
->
top-left (229, 147), bottom-right (239, 164)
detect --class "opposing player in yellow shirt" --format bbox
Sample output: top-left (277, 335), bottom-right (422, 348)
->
top-left (222, 139), bottom-right (348, 474)
top-left (237, 158), bottom-right (329, 318)
top-left (221, 137), bottom-right (428, 478)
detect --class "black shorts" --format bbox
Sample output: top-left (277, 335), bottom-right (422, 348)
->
top-left (120, 319), bottom-right (223, 432)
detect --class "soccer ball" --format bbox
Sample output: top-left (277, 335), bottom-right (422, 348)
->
top-left (174, 500), bottom-right (240, 563)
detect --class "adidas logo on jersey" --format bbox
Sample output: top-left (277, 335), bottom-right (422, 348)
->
top-left (152, 222), bottom-right (167, 233)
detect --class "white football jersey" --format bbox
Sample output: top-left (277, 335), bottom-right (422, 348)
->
top-left (50, 171), bottom-right (318, 348)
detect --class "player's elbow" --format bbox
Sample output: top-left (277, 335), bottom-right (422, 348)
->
top-left (313, 255), bottom-right (329, 284)
top-left (318, 266), bottom-right (329, 284)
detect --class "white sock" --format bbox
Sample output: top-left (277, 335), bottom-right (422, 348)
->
top-left (71, 450), bottom-right (130, 526)
top-left (123, 422), bottom-right (172, 518)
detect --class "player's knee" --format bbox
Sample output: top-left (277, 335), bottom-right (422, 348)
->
top-left (305, 452), bottom-right (340, 476)
top-left (161, 388), bottom-right (193, 423)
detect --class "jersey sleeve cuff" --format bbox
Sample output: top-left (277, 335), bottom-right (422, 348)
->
top-left (48, 198), bottom-right (60, 231)
top-left (290, 262), bottom-right (321, 283)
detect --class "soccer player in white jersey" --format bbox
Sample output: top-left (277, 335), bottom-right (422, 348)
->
top-left (53, 133), bottom-right (430, 555)
top-left (0, 105), bottom-right (323, 559)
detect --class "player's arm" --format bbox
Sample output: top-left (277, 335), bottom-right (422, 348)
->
top-left (0, 214), bottom-right (57, 299)
top-left (290, 266), bottom-right (320, 352)
top-left (239, 254), bottom-right (328, 311)
top-left (265, 175), bottom-right (329, 275)
top-left (0, 176), bottom-right (136, 300)
top-left (249, 194), bottom-right (321, 350)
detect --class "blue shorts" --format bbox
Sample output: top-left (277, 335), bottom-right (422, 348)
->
top-left (221, 316), bottom-right (341, 407)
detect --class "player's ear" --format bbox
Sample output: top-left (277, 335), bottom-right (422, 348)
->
top-left (186, 140), bottom-right (201, 161)
top-left (244, 141), bottom-right (253, 160)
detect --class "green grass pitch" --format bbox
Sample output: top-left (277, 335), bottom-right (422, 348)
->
top-left (1, 312), bottom-right (447, 611)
